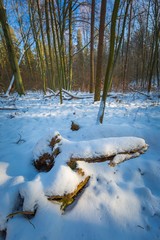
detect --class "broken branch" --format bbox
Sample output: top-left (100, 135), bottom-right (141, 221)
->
top-left (7, 211), bottom-right (35, 219)
top-left (48, 176), bottom-right (90, 211)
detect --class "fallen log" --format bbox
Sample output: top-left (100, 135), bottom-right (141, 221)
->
top-left (48, 176), bottom-right (90, 211)
top-left (69, 145), bottom-right (148, 166)
top-left (32, 132), bottom-right (149, 212)
top-left (44, 89), bottom-right (93, 100)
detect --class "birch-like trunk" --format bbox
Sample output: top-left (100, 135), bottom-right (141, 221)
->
top-left (5, 50), bottom-right (24, 96)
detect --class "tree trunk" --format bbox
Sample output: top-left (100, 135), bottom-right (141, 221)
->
top-left (45, 0), bottom-right (55, 90)
top-left (90, 0), bottom-right (95, 93)
top-left (94, 0), bottom-right (107, 101)
top-left (28, 0), bottom-right (46, 93)
top-left (122, 1), bottom-right (132, 92)
top-left (6, 50), bottom-right (25, 96)
top-left (0, 0), bottom-right (24, 95)
top-left (97, 0), bottom-right (120, 124)
top-left (147, 0), bottom-right (159, 93)
top-left (36, 0), bottom-right (49, 92)
top-left (68, 0), bottom-right (73, 90)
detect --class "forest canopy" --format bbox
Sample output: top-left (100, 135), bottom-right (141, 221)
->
top-left (0, 0), bottom-right (159, 95)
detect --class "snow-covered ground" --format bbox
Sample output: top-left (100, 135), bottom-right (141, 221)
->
top-left (0, 91), bottom-right (160, 240)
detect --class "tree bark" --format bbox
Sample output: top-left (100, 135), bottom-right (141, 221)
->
top-left (97, 0), bottom-right (120, 124)
top-left (28, 0), bottom-right (46, 92)
top-left (0, 0), bottom-right (24, 95)
top-left (90, 0), bottom-right (95, 93)
top-left (45, 0), bottom-right (55, 90)
top-left (94, 0), bottom-right (107, 101)
top-left (122, 1), bottom-right (132, 92)
top-left (68, 0), bottom-right (73, 90)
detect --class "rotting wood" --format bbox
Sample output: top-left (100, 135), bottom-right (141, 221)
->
top-left (71, 121), bottom-right (80, 131)
top-left (34, 152), bottom-right (54, 172)
top-left (76, 168), bottom-right (85, 176)
top-left (52, 147), bottom-right (61, 157)
top-left (49, 133), bottom-right (61, 149)
top-left (34, 133), bottom-right (61, 172)
top-left (67, 160), bottom-right (85, 176)
top-left (48, 176), bottom-right (90, 211)
top-left (67, 159), bottom-right (77, 170)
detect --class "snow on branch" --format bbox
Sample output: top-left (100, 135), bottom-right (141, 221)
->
top-left (45, 89), bottom-right (92, 100)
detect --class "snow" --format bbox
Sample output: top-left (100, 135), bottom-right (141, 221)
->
top-left (0, 91), bottom-right (160, 240)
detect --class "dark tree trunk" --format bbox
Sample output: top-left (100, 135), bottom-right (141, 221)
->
top-left (90, 0), bottom-right (95, 93)
top-left (94, 0), bottom-right (107, 101)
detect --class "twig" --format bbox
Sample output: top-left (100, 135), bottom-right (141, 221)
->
top-left (137, 225), bottom-right (145, 230)
top-left (129, 87), bottom-right (151, 98)
top-left (7, 211), bottom-right (35, 219)
top-left (0, 107), bottom-right (17, 110)
top-left (25, 217), bottom-right (36, 229)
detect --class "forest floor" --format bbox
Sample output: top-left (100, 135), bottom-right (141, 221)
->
top-left (0, 91), bottom-right (160, 240)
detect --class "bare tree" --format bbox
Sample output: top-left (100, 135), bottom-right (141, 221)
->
top-left (0, 0), bottom-right (24, 95)
top-left (97, 0), bottom-right (120, 124)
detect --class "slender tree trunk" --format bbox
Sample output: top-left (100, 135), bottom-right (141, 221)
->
top-left (28, 0), bottom-right (46, 92)
top-left (14, 5), bottom-right (35, 85)
top-left (94, 0), bottom-right (107, 101)
top-left (156, 39), bottom-right (160, 87)
top-left (147, 0), bottom-right (159, 93)
top-left (90, 0), bottom-right (95, 93)
top-left (45, 0), bottom-right (55, 90)
top-left (0, 0), bottom-right (24, 95)
top-left (36, 0), bottom-right (49, 91)
top-left (49, 0), bottom-right (60, 85)
top-left (52, 0), bottom-right (63, 103)
top-left (97, 0), bottom-right (120, 124)
top-left (68, 0), bottom-right (73, 90)
top-left (122, 1), bottom-right (132, 92)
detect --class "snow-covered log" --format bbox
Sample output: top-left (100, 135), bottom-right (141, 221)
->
top-left (44, 89), bottom-right (93, 100)
top-left (33, 132), bottom-right (148, 171)
top-left (31, 132), bottom-right (148, 211)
